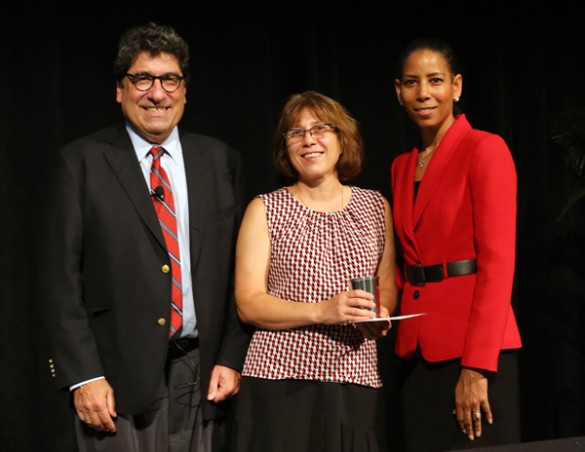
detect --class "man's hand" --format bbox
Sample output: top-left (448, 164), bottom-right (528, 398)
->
top-left (206, 365), bottom-right (241, 403)
top-left (73, 379), bottom-right (117, 432)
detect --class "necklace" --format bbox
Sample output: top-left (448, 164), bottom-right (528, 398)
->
top-left (417, 147), bottom-right (436, 169)
top-left (295, 184), bottom-right (344, 210)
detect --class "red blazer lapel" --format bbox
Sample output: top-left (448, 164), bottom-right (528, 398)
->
top-left (413, 115), bottom-right (472, 230)
top-left (391, 149), bottom-right (420, 260)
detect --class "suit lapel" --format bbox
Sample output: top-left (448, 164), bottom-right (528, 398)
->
top-left (103, 129), bottom-right (166, 249)
top-left (395, 150), bottom-right (419, 255)
top-left (181, 132), bottom-right (207, 268)
top-left (413, 115), bottom-right (470, 229)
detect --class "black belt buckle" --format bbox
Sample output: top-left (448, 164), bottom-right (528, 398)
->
top-left (407, 264), bottom-right (426, 286)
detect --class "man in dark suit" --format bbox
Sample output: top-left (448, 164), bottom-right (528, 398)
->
top-left (39, 22), bottom-right (250, 451)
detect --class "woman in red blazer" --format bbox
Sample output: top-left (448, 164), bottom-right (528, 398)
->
top-left (390, 37), bottom-right (522, 451)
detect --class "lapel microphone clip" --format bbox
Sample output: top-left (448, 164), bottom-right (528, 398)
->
top-left (151, 185), bottom-right (165, 200)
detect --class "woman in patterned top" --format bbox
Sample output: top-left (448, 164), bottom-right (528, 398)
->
top-left (231, 91), bottom-right (397, 452)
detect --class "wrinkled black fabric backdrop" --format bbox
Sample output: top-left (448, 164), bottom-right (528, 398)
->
top-left (1, 1), bottom-right (584, 451)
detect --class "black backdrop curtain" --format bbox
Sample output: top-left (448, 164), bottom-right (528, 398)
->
top-left (1, 1), bottom-right (584, 451)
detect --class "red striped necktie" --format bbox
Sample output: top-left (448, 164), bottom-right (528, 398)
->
top-left (149, 146), bottom-right (182, 338)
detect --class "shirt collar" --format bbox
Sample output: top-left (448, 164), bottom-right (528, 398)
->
top-left (125, 122), bottom-right (181, 162)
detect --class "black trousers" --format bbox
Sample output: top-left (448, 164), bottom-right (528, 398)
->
top-left (396, 350), bottom-right (521, 452)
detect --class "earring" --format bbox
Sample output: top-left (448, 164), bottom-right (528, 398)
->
top-left (454, 96), bottom-right (460, 102)
top-left (398, 98), bottom-right (404, 106)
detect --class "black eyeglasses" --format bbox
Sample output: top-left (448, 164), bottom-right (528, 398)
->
top-left (125, 73), bottom-right (185, 93)
top-left (282, 123), bottom-right (337, 144)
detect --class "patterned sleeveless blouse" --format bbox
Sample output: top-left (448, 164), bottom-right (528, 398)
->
top-left (242, 186), bottom-right (387, 388)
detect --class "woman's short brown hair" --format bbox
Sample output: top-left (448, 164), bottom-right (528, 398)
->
top-left (274, 91), bottom-right (364, 184)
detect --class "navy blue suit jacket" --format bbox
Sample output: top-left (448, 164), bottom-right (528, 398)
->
top-left (39, 124), bottom-right (250, 418)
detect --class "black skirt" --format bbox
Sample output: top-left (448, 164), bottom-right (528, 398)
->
top-left (230, 377), bottom-right (385, 452)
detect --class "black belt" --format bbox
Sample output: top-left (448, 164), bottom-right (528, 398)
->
top-left (405, 259), bottom-right (477, 286)
top-left (168, 337), bottom-right (199, 359)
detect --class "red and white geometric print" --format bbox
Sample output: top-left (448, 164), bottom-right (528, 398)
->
top-left (242, 186), bottom-right (386, 388)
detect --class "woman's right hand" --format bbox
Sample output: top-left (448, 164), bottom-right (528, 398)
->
top-left (317, 289), bottom-right (377, 324)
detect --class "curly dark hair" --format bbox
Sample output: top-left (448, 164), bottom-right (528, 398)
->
top-left (113, 22), bottom-right (190, 83)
